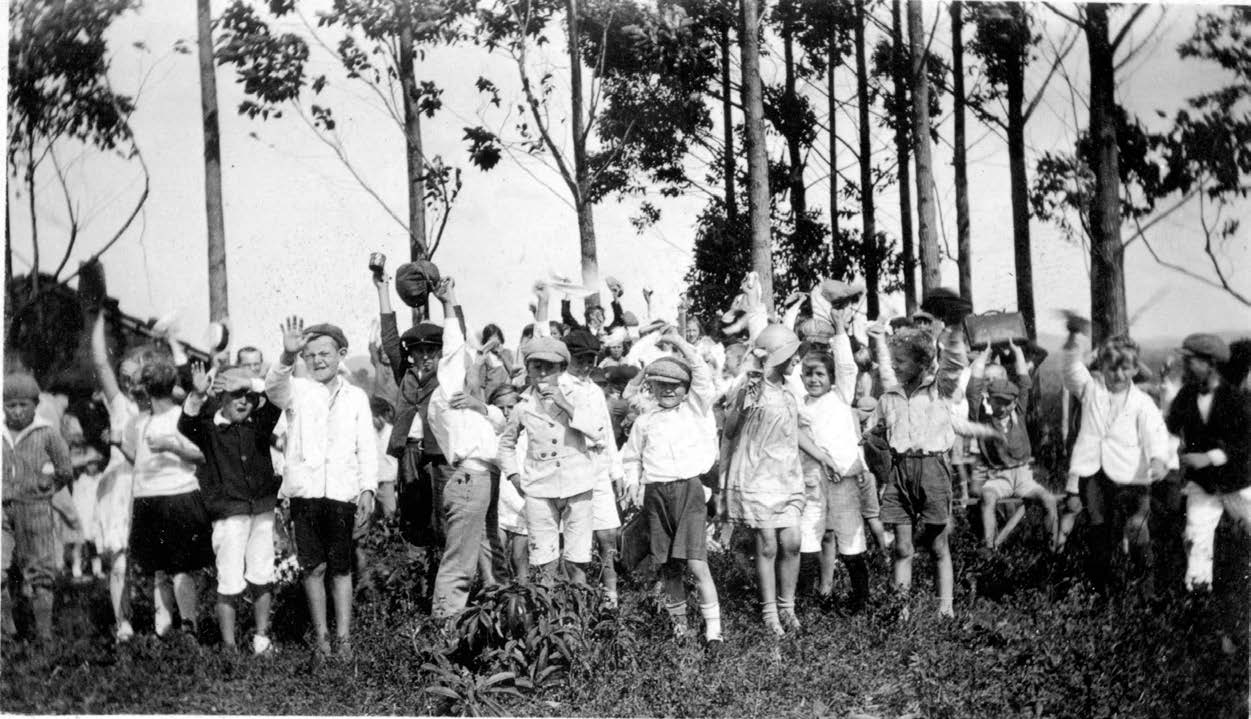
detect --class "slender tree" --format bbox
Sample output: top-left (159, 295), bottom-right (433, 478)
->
top-left (855, 0), bottom-right (879, 317)
top-left (908, 0), bottom-right (941, 295)
top-left (197, 0), bottom-right (228, 322)
top-left (891, 0), bottom-right (916, 311)
top-left (740, 0), bottom-right (775, 309)
top-left (720, 7), bottom-right (737, 223)
top-left (951, 0), bottom-right (972, 304)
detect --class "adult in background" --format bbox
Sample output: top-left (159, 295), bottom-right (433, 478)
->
top-left (1166, 334), bottom-right (1251, 591)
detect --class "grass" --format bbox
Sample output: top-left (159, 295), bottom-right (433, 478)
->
top-left (2, 505), bottom-right (1248, 718)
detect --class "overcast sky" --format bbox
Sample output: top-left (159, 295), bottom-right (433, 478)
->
top-left (6, 1), bottom-right (1249, 366)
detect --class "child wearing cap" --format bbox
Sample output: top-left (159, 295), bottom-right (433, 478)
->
top-left (498, 286), bottom-right (608, 586)
top-left (722, 323), bottom-right (806, 635)
top-left (1166, 333), bottom-right (1251, 591)
top-left (267, 317), bottom-right (377, 659)
top-left (867, 325), bottom-right (997, 617)
top-left (2, 373), bottom-right (74, 641)
top-left (1061, 317), bottom-right (1170, 595)
top-left (621, 333), bottom-right (723, 646)
top-left (179, 362), bottom-right (282, 655)
top-left (967, 342), bottom-right (1059, 551)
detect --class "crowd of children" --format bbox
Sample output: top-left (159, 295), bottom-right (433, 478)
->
top-left (2, 261), bottom-right (1249, 658)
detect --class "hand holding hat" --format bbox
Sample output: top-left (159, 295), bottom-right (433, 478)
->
top-left (1059, 309), bottom-right (1091, 336)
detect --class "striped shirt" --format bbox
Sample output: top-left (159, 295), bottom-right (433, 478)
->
top-left (3, 416), bottom-right (73, 503)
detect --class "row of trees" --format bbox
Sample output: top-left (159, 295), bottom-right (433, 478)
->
top-left (8, 1), bottom-right (1251, 343)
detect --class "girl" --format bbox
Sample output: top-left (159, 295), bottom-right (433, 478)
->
top-left (722, 324), bottom-right (805, 636)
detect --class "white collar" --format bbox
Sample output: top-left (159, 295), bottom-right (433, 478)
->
top-left (4, 414), bottom-right (53, 448)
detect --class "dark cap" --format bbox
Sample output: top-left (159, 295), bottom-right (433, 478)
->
top-left (920, 287), bottom-right (973, 326)
top-left (304, 323), bottom-right (349, 350)
top-left (606, 365), bottom-right (640, 386)
top-left (987, 378), bottom-right (1020, 400)
top-left (564, 328), bottom-right (601, 357)
top-left (1181, 333), bottom-right (1230, 364)
top-left (400, 322), bottom-right (443, 350)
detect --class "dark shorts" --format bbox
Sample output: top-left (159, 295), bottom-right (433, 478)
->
top-left (880, 455), bottom-right (952, 527)
top-left (290, 497), bottom-right (356, 575)
top-left (129, 491), bottom-right (213, 574)
top-left (644, 477), bottom-right (708, 563)
top-left (397, 445), bottom-right (451, 547)
top-left (1082, 471), bottom-right (1150, 528)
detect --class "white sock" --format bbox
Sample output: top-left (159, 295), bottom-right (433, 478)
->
top-left (700, 601), bottom-right (722, 641)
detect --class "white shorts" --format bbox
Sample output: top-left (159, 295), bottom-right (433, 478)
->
top-left (975, 464), bottom-right (1045, 500)
top-left (211, 512), bottom-right (276, 596)
top-left (525, 491), bottom-right (593, 566)
top-left (591, 477), bottom-right (622, 532)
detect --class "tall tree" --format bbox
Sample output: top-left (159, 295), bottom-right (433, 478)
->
top-left (215, 0), bottom-right (470, 263)
top-left (855, 0), bottom-right (879, 317)
top-left (908, 0), bottom-right (941, 295)
top-left (891, 0), bottom-right (916, 312)
top-left (740, 0), bottom-right (775, 310)
top-left (950, 0), bottom-right (972, 304)
top-left (720, 4), bottom-right (737, 223)
top-left (197, 0), bottom-right (228, 323)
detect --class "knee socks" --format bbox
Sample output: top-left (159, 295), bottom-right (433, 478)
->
top-left (699, 601), bottom-right (722, 641)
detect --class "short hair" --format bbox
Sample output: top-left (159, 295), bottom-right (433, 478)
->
top-left (801, 350), bottom-right (837, 378)
top-left (520, 324), bottom-right (535, 343)
top-left (137, 354), bottom-right (179, 398)
top-left (236, 346), bottom-right (262, 363)
top-left (481, 324), bottom-right (505, 345)
top-left (1097, 334), bottom-right (1140, 370)
top-left (888, 328), bottom-right (936, 369)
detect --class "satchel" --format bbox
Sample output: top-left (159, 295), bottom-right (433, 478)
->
top-left (964, 310), bottom-right (1028, 350)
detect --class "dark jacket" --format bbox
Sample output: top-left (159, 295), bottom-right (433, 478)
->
top-left (381, 311), bottom-right (443, 459)
top-left (967, 372), bottom-right (1034, 468)
top-left (1166, 381), bottom-right (1251, 494)
top-left (178, 398), bottom-right (282, 519)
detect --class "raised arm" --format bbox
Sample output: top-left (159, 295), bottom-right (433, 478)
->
top-left (90, 312), bottom-right (122, 403)
top-left (265, 316), bottom-right (307, 410)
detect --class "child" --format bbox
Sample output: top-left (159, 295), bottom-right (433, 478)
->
top-left (868, 325), bottom-right (996, 617)
top-left (621, 339), bottom-right (723, 647)
top-left (1061, 316), bottom-right (1170, 595)
top-left (70, 448), bottom-right (107, 581)
top-left (490, 384), bottom-right (529, 581)
top-left (722, 324), bottom-right (805, 635)
top-left (122, 354), bottom-right (213, 639)
top-left (267, 318), bottom-right (378, 659)
top-left (179, 363), bottom-right (282, 655)
top-left (2, 373), bottom-right (74, 641)
top-left (968, 342), bottom-right (1059, 550)
top-left (796, 351), bottom-right (872, 613)
top-left (370, 396), bottom-right (399, 520)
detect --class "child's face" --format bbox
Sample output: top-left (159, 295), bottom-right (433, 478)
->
top-left (778, 353), bottom-right (801, 378)
top-left (1182, 354), bottom-right (1215, 387)
top-left (220, 391), bottom-right (258, 424)
top-left (801, 360), bottom-right (832, 397)
top-left (892, 352), bottom-right (923, 384)
top-left (4, 398), bottom-right (36, 431)
top-left (684, 320), bottom-right (702, 343)
top-left (606, 344), bottom-right (624, 359)
top-left (526, 359), bottom-right (563, 386)
top-left (493, 393), bottom-right (519, 419)
top-left (408, 345), bottom-right (441, 378)
top-left (568, 352), bottom-right (596, 379)
top-left (1099, 359), bottom-right (1134, 393)
top-left (587, 308), bottom-right (605, 328)
top-left (649, 380), bottom-right (687, 409)
top-left (301, 336), bottom-right (347, 384)
top-left (989, 395), bottom-right (1014, 418)
top-left (724, 346), bottom-right (746, 376)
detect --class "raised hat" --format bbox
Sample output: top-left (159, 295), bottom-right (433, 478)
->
top-left (621, 311), bottom-right (640, 328)
top-left (1181, 333), bottom-right (1230, 364)
top-left (304, 323), bottom-right (349, 350)
top-left (564, 328), bottom-right (601, 357)
top-left (818, 279), bottom-right (866, 306)
top-left (603, 328), bottom-right (629, 347)
top-left (605, 365), bottom-right (640, 385)
top-left (920, 288), bottom-right (973, 326)
top-left (522, 336), bottom-right (570, 365)
top-left (394, 260), bottom-right (441, 308)
top-left (400, 322), bottom-right (443, 349)
top-left (644, 356), bottom-right (692, 385)
top-left (4, 373), bottom-right (40, 401)
top-left (796, 317), bottom-right (835, 343)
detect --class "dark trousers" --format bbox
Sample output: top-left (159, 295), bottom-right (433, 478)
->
top-left (397, 443), bottom-right (452, 548)
top-left (1082, 471), bottom-right (1153, 591)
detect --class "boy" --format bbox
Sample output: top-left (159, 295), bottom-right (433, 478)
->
top-left (620, 342), bottom-right (722, 647)
top-left (2, 373), bottom-right (74, 641)
top-left (1165, 333), bottom-right (1251, 591)
top-left (967, 342), bottom-right (1059, 550)
top-left (869, 326), bottom-right (997, 617)
top-left (180, 363), bottom-right (282, 655)
top-left (266, 318), bottom-right (377, 659)
top-left (1062, 318), bottom-right (1170, 595)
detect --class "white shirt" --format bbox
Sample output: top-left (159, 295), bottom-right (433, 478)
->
top-left (621, 354), bottom-right (718, 486)
top-left (799, 392), bottom-right (866, 476)
top-left (265, 362), bottom-right (378, 502)
top-left (497, 378), bottom-right (607, 499)
top-left (428, 319), bottom-right (505, 471)
top-left (377, 423), bottom-right (398, 484)
top-left (123, 406), bottom-right (200, 498)
top-left (563, 371), bottom-right (624, 484)
top-left (1063, 345), bottom-right (1170, 486)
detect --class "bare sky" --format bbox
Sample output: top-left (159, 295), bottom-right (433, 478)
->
top-left (6, 1), bottom-right (1248, 365)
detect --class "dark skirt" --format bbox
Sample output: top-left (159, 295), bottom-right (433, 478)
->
top-left (644, 477), bottom-right (708, 563)
top-left (129, 491), bottom-right (213, 574)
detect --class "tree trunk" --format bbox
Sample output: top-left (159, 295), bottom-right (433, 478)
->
top-left (397, 10), bottom-right (428, 262)
top-left (740, 0), bottom-right (775, 311)
top-left (27, 136), bottom-right (39, 296)
top-left (721, 17), bottom-right (737, 224)
top-left (951, 0), bottom-right (973, 305)
top-left (1006, 49), bottom-right (1035, 338)
top-left (197, 0), bottom-right (228, 323)
top-left (782, 28), bottom-right (806, 219)
top-left (908, 0), bottom-right (941, 295)
top-left (855, 0), bottom-right (878, 318)
top-left (567, 0), bottom-right (601, 309)
top-left (828, 27), bottom-right (838, 242)
top-left (892, 0), bottom-right (916, 313)
top-left (1085, 5), bottom-right (1126, 344)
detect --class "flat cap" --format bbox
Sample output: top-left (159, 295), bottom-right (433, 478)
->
top-left (1181, 333), bottom-right (1230, 364)
top-left (303, 323), bottom-right (349, 350)
top-left (644, 356), bottom-right (692, 385)
top-left (920, 287), bottom-right (973, 326)
top-left (796, 317), bottom-right (835, 344)
top-left (522, 336), bottom-right (570, 365)
top-left (818, 278), bottom-right (866, 306)
top-left (987, 378), bottom-right (1020, 400)
top-left (400, 322), bottom-right (443, 349)
top-left (564, 328), bottom-right (601, 357)
top-left (394, 260), bottom-right (441, 308)
top-left (605, 365), bottom-right (640, 385)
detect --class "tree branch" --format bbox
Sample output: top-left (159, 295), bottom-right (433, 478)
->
top-left (1120, 187), bottom-right (1198, 250)
top-left (1043, 3), bottom-right (1084, 29)
top-left (509, 8), bottom-right (580, 202)
top-left (1110, 4), bottom-right (1149, 54)
top-left (60, 139), bottom-right (151, 286)
top-left (1024, 26), bottom-right (1079, 122)
top-left (49, 146), bottom-right (80, 281)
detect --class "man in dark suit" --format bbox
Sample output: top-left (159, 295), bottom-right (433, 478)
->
top-left (1166, 333), bottom-right (1251, 591)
